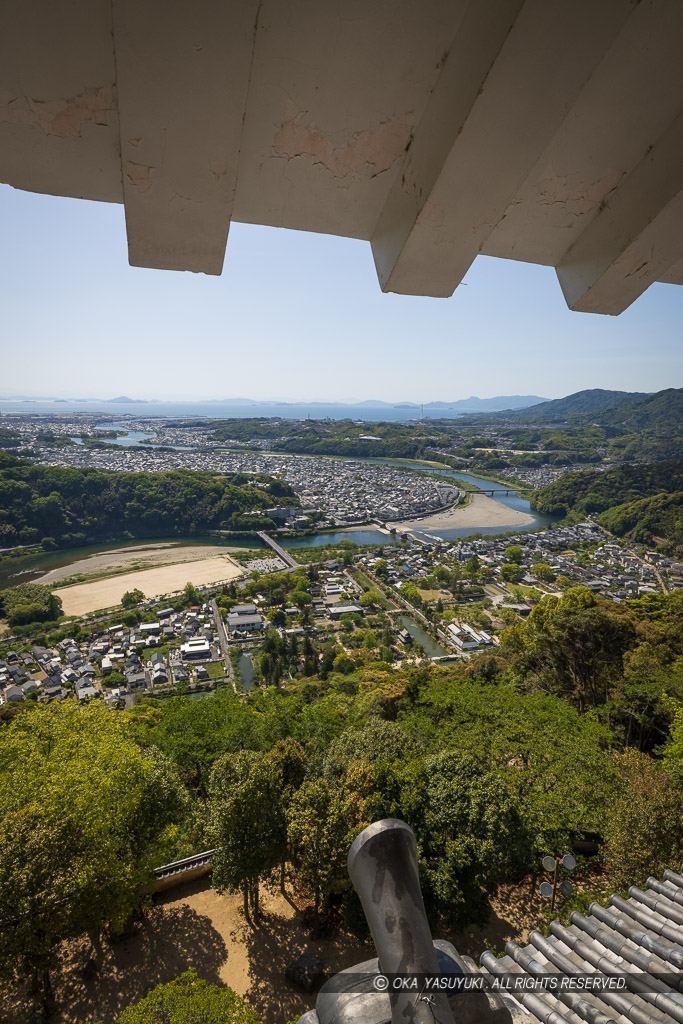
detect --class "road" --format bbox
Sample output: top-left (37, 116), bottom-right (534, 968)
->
top-left (210, 597), bottom-right (237, 692)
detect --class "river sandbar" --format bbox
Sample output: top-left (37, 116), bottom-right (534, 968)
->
top-left (35, 542), bottom-right (251, 586)
top-left (393, 492), bottom-right (535, 531)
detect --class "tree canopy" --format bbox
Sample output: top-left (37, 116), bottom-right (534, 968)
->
top-left (117, 970), bottom-right (261, 1024)
top-left (0, 703), bottom-right (187, 994)
top-left (0, 453), bottom-right (298, 548)
top-left (0, 583), bottom-right (62, 626)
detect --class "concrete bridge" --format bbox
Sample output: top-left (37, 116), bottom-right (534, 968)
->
top-left (477, 488), bottom-right (532, 496)
top-left (256, 530), bottom-right (300, 569)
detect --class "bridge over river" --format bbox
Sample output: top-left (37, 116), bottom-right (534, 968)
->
top-left (256, 531), bottom-right (300, 569)
top-left (477, 487), bottom-right (533, 495)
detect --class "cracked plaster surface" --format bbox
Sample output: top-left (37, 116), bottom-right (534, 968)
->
top-left (273, 107), bottom-right (412, 183)
top-left (0, 85), bottom-right (116, 139)
top-left (125, 161), bottom-right (154, 193)
top-left (534, 163), bottom-right (625, 220)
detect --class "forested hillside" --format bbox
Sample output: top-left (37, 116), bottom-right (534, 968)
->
top-left (491, 388), bottom-right (682, 463)
top-left (598, 387), bottom-right (683, 432)
top-left (531, 460), bottom-right (683, 518)
top-left (500, 388), bottom-right (644, 421)
top-left (599, 491), bottom-right (683, 552)
top-left (0, 451), bottom-right (297, 547)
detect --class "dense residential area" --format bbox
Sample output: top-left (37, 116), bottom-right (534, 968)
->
top-left (0, 388), bottom-right (681, 1024)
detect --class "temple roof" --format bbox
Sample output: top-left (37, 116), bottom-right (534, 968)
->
top-left (479, 866), bottom-right (683, 1023)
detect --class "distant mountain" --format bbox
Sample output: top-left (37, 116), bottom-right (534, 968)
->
top-left (598, 388), bottom-right (683, 432)
top-left (499, 389), bottom-right (648, 421)
top-left (203, 396), bottom-right (546, 411)
top-left (106, 396), bottom-right (147, 404)
top-left (424, 395), bottom-right (546, 412)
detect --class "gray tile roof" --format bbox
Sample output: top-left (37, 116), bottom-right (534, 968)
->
top-left (479, 866), bottom-right (683, 1023)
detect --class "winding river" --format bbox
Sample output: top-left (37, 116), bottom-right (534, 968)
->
top-left (0, 447), bottom-right (557, 589)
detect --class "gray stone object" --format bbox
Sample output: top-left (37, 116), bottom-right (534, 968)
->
top-left (79, 957), bottom-right (98, 980)
top-left (287, 953), bottom-right (326, 992)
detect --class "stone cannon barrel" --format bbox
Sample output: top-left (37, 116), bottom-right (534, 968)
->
top-left (346, 819), bottom-right (455, 1024)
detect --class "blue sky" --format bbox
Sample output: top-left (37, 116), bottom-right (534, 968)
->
top-left (2, 182), bottom-right (681, 403)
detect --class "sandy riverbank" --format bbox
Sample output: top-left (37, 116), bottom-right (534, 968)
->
top-left (394, 492), bottom-right (535, 531)
top-left (36, 542), bottom-right (251, 586)
top-left (51, 554), bottom-right (244, 617)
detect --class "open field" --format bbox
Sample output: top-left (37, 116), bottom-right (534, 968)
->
top-left (52, 554), bottom-right (244, 616)
top-left (35, 541), bottom-right (252, 586)
top-left (0, 874), bottom-right (552, 1024)
top-left (395, 492), bottom-right (535, 531)
top-left (416, 588), bottom-right (453, 603)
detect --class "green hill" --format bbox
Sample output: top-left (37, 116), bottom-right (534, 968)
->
top-left (531, 460), bottom-right (683, 518)
top-left (500, 389), bottom-right (646, 421)
top-left (0, 453), bottom-right (297, 550)
top-left (598, 491), bottom-right (683, 553)
top-left (599, 388), bottom-right (683, 433)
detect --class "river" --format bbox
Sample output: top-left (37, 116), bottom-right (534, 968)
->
top-left (0, 449), bottom-right (557, 591)
top-left (365, 458), bottom-right (558, 538)
top-left (67, 424), bottom-right (554, 537)
top-left (73, 421), bottom-right (194, 450)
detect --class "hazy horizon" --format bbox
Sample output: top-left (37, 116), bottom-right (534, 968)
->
top-left (0, 388), bottom-right (658, 405)
top-left (3, 184), bottom-right (682, 403)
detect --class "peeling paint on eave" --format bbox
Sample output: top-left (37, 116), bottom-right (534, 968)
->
top-left (125, 161), bottom-right (154, 193)
top-left (273, 107), bottom-right (412, 183)
top-left (0, 85), bottom-right (117, 139)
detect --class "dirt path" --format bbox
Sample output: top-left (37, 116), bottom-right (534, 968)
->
top-left (0, 881), bottom-right (371, 1024)
top-left (0, 874), bottom-right (552, 1024)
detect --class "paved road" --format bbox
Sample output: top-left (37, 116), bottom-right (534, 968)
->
top-left (210, 597), bottom-right (237, 692)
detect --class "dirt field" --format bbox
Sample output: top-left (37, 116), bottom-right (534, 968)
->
top-left (36, 542), bottom-right (251, 586)
top-left (396, 492), bottom-right (535, 531)
top-left (0, 876), bottom-right (548, 1024)
top-left (53, 554), bottom-right (244, 616)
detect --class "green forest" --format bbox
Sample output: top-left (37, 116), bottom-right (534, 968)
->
top-left (199, 388), bottom-right (682, 467)
top-left (1, 588), bottom-right (682, 1018)
top-left (0, 451), bottom-right (297, 548)
top-left (599, 491), bottom-right (683, 551)
top-left (531, 460), bottom-right (683, 549)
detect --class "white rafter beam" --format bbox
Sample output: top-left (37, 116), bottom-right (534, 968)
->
top-left (556, 109), bottom-right (683, 314)
top-left (112, 0), bottom-right (259, 275)
top-left (371, 0), bottom-right (637, 297)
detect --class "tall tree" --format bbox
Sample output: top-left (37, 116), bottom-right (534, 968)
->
top-left (604, 749), bottom-right (683, 889)
top-left (502, 589), bottom-right (635, 713)
top-left (0, 704), bottom-right (187, 1005)
top-left (207, 750), bottom-right (286, 915)
top-left (287, 778), bottom-right (363, 917)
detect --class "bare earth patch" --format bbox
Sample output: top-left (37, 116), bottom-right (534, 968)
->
top-left (35, 542), bottom-right (250, 586)
top-left (52, 555), bottom-right (244, 616)
top-left (0, 876), bottom-right (552, 1024)
top-left (0, 881), bottom-right (372, 1024)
